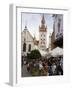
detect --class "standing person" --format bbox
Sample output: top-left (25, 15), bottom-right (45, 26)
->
top-left (52, 63), bottom-right (56, 75)
top-left (22, 56), bottom-right (24, 67)
top-left (24, 60), bottom-right (26, 65)
top-left (60, 57), bottom-right (63, 70)
top-left (48, 60), bottom-right (52, 76)
top-left (27, 63), bottom-right (30, 72)
top-left (35, 60), bottom-right (39, 70)
top-left (39, 61), bottom-right (43, 70)
top-left (39, 61), bottom-right (43, 75)
top-left (44, 63), bottom-right (49, 76)
top-left (56, 61), bottom-right (63, 75)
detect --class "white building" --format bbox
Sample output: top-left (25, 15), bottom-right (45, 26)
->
top-left (21, 26), bottom-right (34, 56)
top-left (39, 15), bottom-right (47, 51)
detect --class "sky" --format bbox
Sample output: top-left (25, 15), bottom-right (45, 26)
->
top-left (22, 13), bottom-right (54, 47)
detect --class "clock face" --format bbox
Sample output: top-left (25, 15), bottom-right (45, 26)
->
top-left (41, 38), bottom-right (45, 42)
top-left (40, 41), bottom-right (45, 45)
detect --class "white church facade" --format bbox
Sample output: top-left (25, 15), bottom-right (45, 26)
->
top-left (21, 26), bottom-right (35, 56)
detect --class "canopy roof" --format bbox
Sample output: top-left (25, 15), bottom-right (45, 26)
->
top-left (50, 47), bottom-right (63, 57)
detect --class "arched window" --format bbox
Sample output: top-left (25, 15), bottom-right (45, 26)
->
top-left (28, 44), bottom-right (31, 52)
top-left (23, 43), bottom-right (26, 52)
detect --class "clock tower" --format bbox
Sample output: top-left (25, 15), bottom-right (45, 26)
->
top-left (39, 14), bottom-right (47, 51)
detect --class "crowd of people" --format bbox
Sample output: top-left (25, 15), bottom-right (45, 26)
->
top-left (22, 56), bottom-right (63, 76)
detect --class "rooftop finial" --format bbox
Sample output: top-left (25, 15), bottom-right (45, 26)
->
top-left (25, 20), bottom-right (27, 27)
top-left (24, 20), bottom-right (27, 30)
top-left (25, 25), bottom-right (27, 29)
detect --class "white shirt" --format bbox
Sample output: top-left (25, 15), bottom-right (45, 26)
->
top-left (52, 65), bottom-right (56, 73)
top-left (39, 64), bottom-right (43, 70)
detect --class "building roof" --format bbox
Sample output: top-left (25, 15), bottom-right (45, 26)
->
top-left (23, 25), bottom-right (34, 40)
top-left (34, 40), bottom-right (39, 45)
top-left (39, 14), bottom-right (47, 32)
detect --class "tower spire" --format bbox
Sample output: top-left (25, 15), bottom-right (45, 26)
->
top-left (41, 14), bottom-right (45, 25)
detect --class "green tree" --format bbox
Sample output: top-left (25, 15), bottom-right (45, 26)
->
top-left (27, 49), bottom-right (41, 59)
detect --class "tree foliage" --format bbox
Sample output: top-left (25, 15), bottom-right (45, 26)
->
top-left (27, 49), bottom-right (41, 59)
